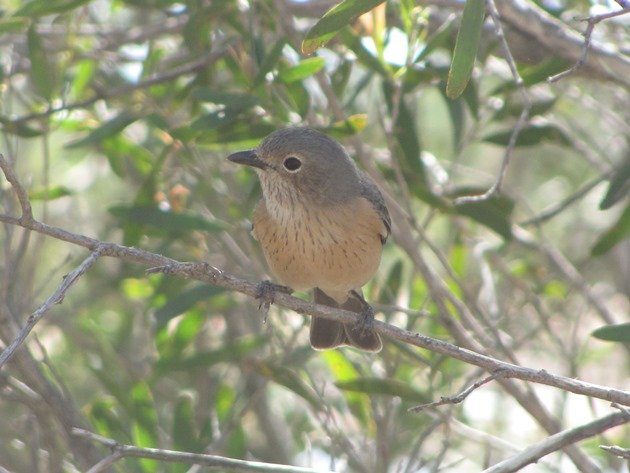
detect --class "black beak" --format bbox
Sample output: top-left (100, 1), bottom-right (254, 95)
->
top-left (227, 150), bottom-right (268, 170)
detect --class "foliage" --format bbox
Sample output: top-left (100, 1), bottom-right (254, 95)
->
top-left (0, 0), bottom-right (628, 471)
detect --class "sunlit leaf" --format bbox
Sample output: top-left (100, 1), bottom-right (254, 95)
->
top-left (446, 0), bottom-right (485, 98)
top-left (278, 57), bottom-right (326, 83)
top-left (28, 185), bottom-right (72, 201)
top-left (322, 114), bottom-right (368, 138)
top-left (302, 0), bottom-right (386, 54)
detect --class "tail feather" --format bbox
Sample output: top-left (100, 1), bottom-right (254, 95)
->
top-left (310, 288), bottom-right (382, 353)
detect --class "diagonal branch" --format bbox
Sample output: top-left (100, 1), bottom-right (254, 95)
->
top-left (1, 154), bottom-right (630, 406)
top-left (481, 409), bottom-right (630, 473)
top-left (0, 248), bottom-right (104, 370)
top-left (73, 428), bottom-right (332, 473)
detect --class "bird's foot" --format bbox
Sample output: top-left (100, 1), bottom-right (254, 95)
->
top-left (255, 280), bottom-right (293, 322)
top-left (350, 290), bottom-right (376, 336)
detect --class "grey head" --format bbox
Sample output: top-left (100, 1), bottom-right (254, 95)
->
top-left (227, 127), bottom-right (362, 206)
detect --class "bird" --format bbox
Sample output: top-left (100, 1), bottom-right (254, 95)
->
top-left (227, 127), bottom-right (391, 352)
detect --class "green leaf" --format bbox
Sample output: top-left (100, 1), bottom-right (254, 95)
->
top-left (453, 188), bottom-right (515, 240)
top-left (591, 202), bottom-right (630, 256)
top-left (482, 123), bottom-right (572, 147)
top-left (302, 0), bottom-right (386, 54)
top-left (592, 323), bottom-right (630, 343)
top-left (156, 336), bottom-right (266, 373)
top-left (130, 383), bottom-right (158, 446)
top-left (27, 25), bottom-right (55, 101)
top-left (172, 394), bottom-right (203, 452)
top-left (335, 377), bottom-right (430, 403)
top-left (446, 0), bottom-right (485, 98)
top-left (413, 14), bottom-right (456, 63)
top-left (250, 360), bottom-right (321, 409)
top-left (109, 204), bottom-right (225, 234)
top-left (66, 111), bottom-right (139, 148)
top-left (15, 0), bottom-right (91, 16)
top-left (195, 121), bottom-right (277, 148)
top-left (29, 185), bottom-right (73, 201)
top-left (0, 17), bottom-right (30, 34)
top-left (253, 39), bottom-right (286, 86)
top-left (599, 160), bottom-right (630, 210)
top-left (154, 285), bottom-right (226, 328)
top-left (383, 81), bottom-right (427, 187)
top-left (321, 114), bottom-right (368, 138)
top-left (191, 89), bottom-right (259, 110)
top-left (278, 57), bottom-right (326, 83)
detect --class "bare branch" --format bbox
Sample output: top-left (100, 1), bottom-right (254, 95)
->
top-left (493, 0), bottom-right (630, 87)
top-left (600, 445), bottom-right (630, 459)
top-left (409, 370), bottom-right (508, 412)
top-left (0, 154), bottom-right (33, 222)
top-left (1, 154), bottom-right (629, 406)
top-left (73, 428), bottom-right (332, 473)
top-left (0, 248), bottom-right (103, 370)
top-left (549, 8), bottom-right (630, 82)
top-left (481, 410), bottom-right (630, 473)
top-left (6, 46), bottom-right (229, 125)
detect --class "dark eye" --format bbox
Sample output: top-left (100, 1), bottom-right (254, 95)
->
top-left (283, 156), bottom-right (302, 172)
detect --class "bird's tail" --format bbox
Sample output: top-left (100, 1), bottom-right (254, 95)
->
top-left (310, 288), bottom-right (382, 352)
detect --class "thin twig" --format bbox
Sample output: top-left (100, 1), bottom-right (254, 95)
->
top-left (0, 248), bottom-right (104, 370)
top-left (73, 428), bottom-right (331, 473)
top-left (549, 8), bottom-right (630, 83)
top-left (519, 169), bottom-right (612, 226)
top-left (409, 370), bottom-right (508, 412)
top-left (7, 46), bottom-right (229, 125)
top-left (599, 445), bottom-right (630, 459)
top-left (481, 410), bottom-right (630, 473)
top-left (454, 0), bottom-right (531, 205)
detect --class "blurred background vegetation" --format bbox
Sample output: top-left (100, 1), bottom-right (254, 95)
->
top-left (0, 0), bottom-right (629, 471)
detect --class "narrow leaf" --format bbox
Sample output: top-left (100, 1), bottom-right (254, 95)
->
top-left (599, 160), bottom-right (630, 210)
top-left (446, 0), bottom-right (485, 98)
top-left (27, 25), bottom-right (55, 101)
top-left (302, 0), bottom-right (386, 54)
top-left (66, 111), bottom-right (139, 148)
top-left (591, 202), bottom-right (630, 256)
top-left (278, 57), bottom-right (326, 83)
top-left (29, 185), bottom-right (73, 201)
top-left (482, 123), bottom-right (572, 147)
top-left (109, 204), bottom-right (225, 234)
top-left (592, 323), bottom-right (630, 343)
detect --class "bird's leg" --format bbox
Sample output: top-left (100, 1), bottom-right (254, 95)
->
top-left (255, 280), bottom-right (293, 322)
top-left (349, 289), bottom-right (376, 335)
